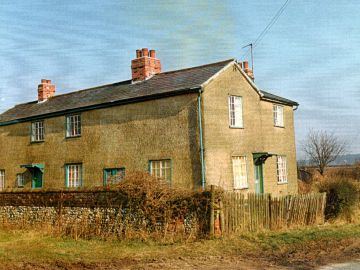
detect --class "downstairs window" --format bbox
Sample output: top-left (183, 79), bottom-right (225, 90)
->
top-left (149, 160), bottom-right (171, 184)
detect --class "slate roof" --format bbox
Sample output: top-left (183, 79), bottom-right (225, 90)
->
top-left (0, 59), bottom-right (297, 125)
top-left (261, 90), bottom-right (298, 106)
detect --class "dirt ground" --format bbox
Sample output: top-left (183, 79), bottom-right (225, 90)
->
top-left (1, 238), bottom-right (360, 270)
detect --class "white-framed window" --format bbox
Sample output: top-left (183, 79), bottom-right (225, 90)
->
top-left (0, 170), bottom-right (4, 190)
top-left (273, 105), bottom-right (284, 127)
top-left (65, 164), bottom-right (82, 187)
top-left (149, 160), bottom-right (171, 183)
top-left (66, 114), bottom-right (81, 137)
top-left (17, 173), bottom-right (25, 187)
top-left (228, 95), bottom-right (243, 128)
top-left (277, 156), bottom-right (288, 184)
top-left (31, 120), bottom-right (44, 142)
top-left (232, 156), bottom-right (248, 189)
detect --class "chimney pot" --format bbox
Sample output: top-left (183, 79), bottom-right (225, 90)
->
top-left (41, 79), bottom-right (51, 83)
top-left (141, 48), bottom-right (149, 57)
top-left (243, 61), bottom-right (249, 69)
top-left (149, 49), bottom-right (156, 58)
top-left (136, 49), bottom-right (141, 58)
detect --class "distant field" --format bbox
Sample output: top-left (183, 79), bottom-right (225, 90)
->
top-left (1, 224), bottom-right (360, 269)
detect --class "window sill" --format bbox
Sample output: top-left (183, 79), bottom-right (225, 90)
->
top-left (229, 126), bottom-right (244, 129)
top-left (65, 186), bottom-right (83, 190)
top-left (277, 181), bottom-right (288, 185)
top-left (30, 140), bottom-right (45, 144)
top-left (234, 186), bottom-right (248, 190)
top-left (65, 135), bottom-right (81, 139)
top-left (274, 125), bottom-right (285, 128)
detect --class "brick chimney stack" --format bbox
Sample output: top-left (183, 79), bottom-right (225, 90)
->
top-left (242, 61), bottom-right (254, 81)
top-left (131, 48), bottom-right (161, 82)
top-left (38, 79), bottom-right (55, 102)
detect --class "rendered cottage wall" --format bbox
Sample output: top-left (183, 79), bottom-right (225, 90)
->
top-left (0, 94), bottom-right (202, 189)
top-left (201, 64), bottom-right (298, 195)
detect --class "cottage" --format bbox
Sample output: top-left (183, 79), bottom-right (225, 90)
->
top-left (0, 48), bottom-right (298, 195)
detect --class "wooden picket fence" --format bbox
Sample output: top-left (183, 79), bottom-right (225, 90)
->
top-left (212, 190), bottom-right (326, 234)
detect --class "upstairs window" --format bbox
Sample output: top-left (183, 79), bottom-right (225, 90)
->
top-left (17, 173), bottom-right (25, 188)
top-left (65, 164), bottom-right (82, 188)
top-left (31, 121), bottom-right (44, 142)
top-left (228, 96), bottom-right (243, 128)
top-left (66, 114), bottom-right (81, 137)
top-left (273, 105), bottom-right (284, 127)
top-left (104, 168), bottom-right (125, 186)
top-left (232, 156), bottom-right (248, 189)
top-left (149, 159), bottom-right (171, 184)
top-left (0, 170), bottom-right (4, 190)
top-left (276, 156), bottom-right (288, 184)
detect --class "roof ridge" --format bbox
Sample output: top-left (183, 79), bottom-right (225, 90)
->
top-left (12, 79), bottom-right (133, 107)
top-left (12, 59), bottom-right (235, 107)
top-left (158, 58), bottom-right (235, 76)
top-left (50, 79), bottom-right (132, 98)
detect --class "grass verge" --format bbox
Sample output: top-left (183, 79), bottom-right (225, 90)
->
top-left (1, 223), bottom-right (360, 269)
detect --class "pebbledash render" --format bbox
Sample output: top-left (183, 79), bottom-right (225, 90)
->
top-left (0, 48), bottom-right (299, 195)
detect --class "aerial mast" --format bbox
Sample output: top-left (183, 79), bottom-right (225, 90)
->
top-left (241, 43), bottom-right (254, 76)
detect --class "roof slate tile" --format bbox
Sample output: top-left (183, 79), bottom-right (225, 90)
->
top-left (0, 59), bottom-right (297, 124)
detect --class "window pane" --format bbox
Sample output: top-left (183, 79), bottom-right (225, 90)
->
top-left (232, 156), bottom-right (247, 189)
top-left (229, 96), bottom-right (243, 127)
top-left (31, 121), bottom-right (44, 141)
top-left (66, 164), bottom-right (82, 187)
top-left (0, 170), bottom-right (4, 190)
top-left (277, 156), bottom-right (287, 183)
top-left (105, 168), bottom-right (125, 185)
top-left (150, 160), bottom-right (171, 184)
top-left (67, 115), bottom-right (81, 137)
top-left (17, 174), bottom-right (25, 187)
top-left (274, 105), bottom-right (284, 127)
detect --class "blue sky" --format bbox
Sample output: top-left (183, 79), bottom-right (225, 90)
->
top-left (0, 1), bottom-right (359, 157)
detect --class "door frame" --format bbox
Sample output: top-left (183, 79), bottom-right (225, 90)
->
top-left (31, 167), bottom-right (43, 188)
top-left (254, 162), bottom-right (264, 194)
top-left (252, 153), bottom-right (274, 194)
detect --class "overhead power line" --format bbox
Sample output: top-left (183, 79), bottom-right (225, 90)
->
top-left (242, 0), bottom-right (292, 59)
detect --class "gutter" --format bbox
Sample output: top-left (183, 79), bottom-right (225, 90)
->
top-left (197, 89), bottom-right (205, 191)
top-left (260, 97), bottom-right (299, 107)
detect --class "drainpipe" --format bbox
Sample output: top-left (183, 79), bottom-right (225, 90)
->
top-left (198, 90), bottom-right (205, 191)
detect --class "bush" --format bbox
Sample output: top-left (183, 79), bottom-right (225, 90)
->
top-left (111, 172), bottom-right (211, 238)
top-left (317, 178), bottom-right (359, 221)
top-left (0, 172), bottom-right (212, 241)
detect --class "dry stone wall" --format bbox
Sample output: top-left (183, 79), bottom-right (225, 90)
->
top-left (0, 190), bottom-right (210, 239)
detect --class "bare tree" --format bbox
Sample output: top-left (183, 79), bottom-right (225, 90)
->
top-left (303, 130), bottom-right (346, 175)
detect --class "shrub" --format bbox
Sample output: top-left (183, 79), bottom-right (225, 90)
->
top-left (0, 172), bottom-right (211, 241)
top-left (317, 178), bottom-right (359, 221)
top-left (297, 180), bottom-right (312, 194)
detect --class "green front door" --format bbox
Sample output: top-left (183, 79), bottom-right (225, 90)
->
top-left (32, 168), bottom-right (43, 188)
top-left (254, 163), bottom-right (264, 194)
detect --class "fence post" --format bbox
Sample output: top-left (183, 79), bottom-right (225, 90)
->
top-left (321, 192), bottom-right (327, 223)
top-left (210, 185), bottom-right (215, 237)
top-left (268, 194), bottom-right (272, 230)
top-left (219, 199), bottom-right (225, 235)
